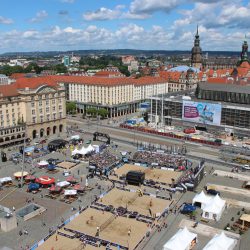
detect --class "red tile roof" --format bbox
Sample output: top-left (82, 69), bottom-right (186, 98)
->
top-left (207, 77), bottom-right (234, 84)
top-left (13, 77), bottom-right (58, 89)
top-left (51, 75), bottom-right (167, 86)
top-left (9, 73), bottom-right (26, 79)
top-left (0, 84), bottom-right (19, 97)
top-left (94, 70), bottom-right (125, 78)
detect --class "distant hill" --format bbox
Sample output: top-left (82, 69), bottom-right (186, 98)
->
top-left (0, 49), bottom-right (240, 58)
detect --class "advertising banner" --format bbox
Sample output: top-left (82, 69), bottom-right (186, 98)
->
top-left (182, 101), bottom-right (221, 125)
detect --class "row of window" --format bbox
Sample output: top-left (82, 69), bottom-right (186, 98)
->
top-left (32, 112), bottom-right (63, 124)
top-left (30, 93), bottom-right (64, 101)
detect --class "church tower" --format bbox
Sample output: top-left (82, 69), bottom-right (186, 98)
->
top-left (191, 26), bottom-right (202, 69)
top-left (241, 36), bottom-right (249, 62)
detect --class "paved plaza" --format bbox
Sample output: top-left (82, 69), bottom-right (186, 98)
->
top-left (0, 123), bottom-right (250, 250)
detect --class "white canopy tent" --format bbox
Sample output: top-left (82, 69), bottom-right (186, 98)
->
top-left (71, 148), bottom-right (80, 156)
top-left (202, 194), bottom-right (226, 221)
top-left (56, 181), bottom-right (70, 188)
top-left (203, 232), bottom-right (236, 250)
top-left (0, 177), bottom-right (12, 184)
top-left (192, 191), bottom-right (212, 209)
top-left (163, 227), bottom-right (197, 250)
top-left (64, 190), bottom-right (77, 196)
top-left (86, 145), bottom-right (94, 153)
top-left (72, 146), bottom-right (88, 156)
top-left (38, 160), bottom-right (49, 167)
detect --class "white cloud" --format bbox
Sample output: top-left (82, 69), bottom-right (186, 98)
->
top-left (29, 10), bottom-right (48, 23)
top-left (83, 5), bottom-right (150, 21)
top-left (83, 7), bottom-right (121, 21)
top-left (0, 16), bottom-right (14, 24)
top-left (130, 0), bottom-right (179, 14)
top-left (174, 1), bottom-right (250, 30)
top-left (0, 23), bottom-right (249, 52)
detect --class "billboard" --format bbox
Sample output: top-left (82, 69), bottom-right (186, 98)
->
top-left (182, 101), bottom-right (222, 125)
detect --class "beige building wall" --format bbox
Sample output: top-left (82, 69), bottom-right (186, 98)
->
top-left (0, 84), bottom-right (66, 145)
top-left (68, 81), bottom-right (168, 106)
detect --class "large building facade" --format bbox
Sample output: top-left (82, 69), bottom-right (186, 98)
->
top-left (0, 78), bottom-right (66, 147)
top-left (53, 76), bottom-right (168, 117)
top-left (150, 82), bottom-right (250, 136)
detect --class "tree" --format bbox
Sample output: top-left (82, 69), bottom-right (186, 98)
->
top-left (98, 108), bottom-right (109, 119)
top-left (86, 107), bottom-right (97, 117)
top-left (66, 102), bottom-right (76, 114)
top-left (54, 64), bottom-right (67, 74)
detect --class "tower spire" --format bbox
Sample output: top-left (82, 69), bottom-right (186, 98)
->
top-left (196, 25), bottom-right (199, 36)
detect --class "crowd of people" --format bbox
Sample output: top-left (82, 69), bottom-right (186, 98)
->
top-left (89, 150), bottom-right (119, 170)
top-left (133, 151), bottom-right (187, 168)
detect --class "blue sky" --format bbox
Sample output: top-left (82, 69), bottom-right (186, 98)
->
top-left (0, 0), bottom-right (249, 52)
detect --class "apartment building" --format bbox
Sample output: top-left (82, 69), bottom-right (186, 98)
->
top-left (53, 76), bottom-right (168, 117)
top-left (0, 78), bottom-right (66, 147)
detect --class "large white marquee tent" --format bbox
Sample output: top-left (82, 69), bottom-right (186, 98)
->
top-left (202, 194), bottom-right (226, 221)
top-left (163, 227), bottom-right (197, 250)
top-left (203, 232), bottom-right (236, 250)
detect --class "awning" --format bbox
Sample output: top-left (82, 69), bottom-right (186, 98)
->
top-left (28, 183), bottom-right (40, 191)
top-left (0, 177), bottom-right (12, 183)
top-left (49, 185), bottom-right (62, 193)
top-left (14, 171), bottom-right (29, 178)
top-left (240, 214), bottom-right (250, 223)
top-left (57, 181), bottom-right (70, 187)
top-left (38, 160), bottom-right (49, 166)
top-left (64, 189), bottom-right (77, 196)
top-left (66, 176), bottom-right (77, 183)
top-left (25, 175), bottom-right (36, 181)
top-left (36, 176), bottom-right (55, 185)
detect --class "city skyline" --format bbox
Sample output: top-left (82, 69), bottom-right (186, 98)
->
top-left (0, 0), bottom-right (249, 53)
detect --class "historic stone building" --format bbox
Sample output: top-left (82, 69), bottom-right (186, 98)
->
top-left (0, 78), bottom-right (66, 147)
top-left (191, 26), bottom-right (202, 69)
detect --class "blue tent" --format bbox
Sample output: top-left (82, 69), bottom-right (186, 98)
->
top-left (47, 164), bottom-right (56, 171)
top-left (28, 183), bottom-right (40, 191)
top-left (181, 204), bottom-right (196, 213)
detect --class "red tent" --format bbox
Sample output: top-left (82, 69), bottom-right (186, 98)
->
top-left (25, 175), bottom-right (36, 182)
top-left (36, 176), bottom-right (55, 186)
top-left (66, 176), bottom-right (77, 184)
top-left (49, 185), bottom-right (62, 193)
top-left (73, 184), bottom-right (85, 192)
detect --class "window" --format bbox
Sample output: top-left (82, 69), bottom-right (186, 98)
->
top-left (59, 112), bottom-right (62, 118)
top-left (39, 108), bottom-right (43, 114)
top-left (46, 100), bottom-right (49, 105)
top-left (40, 116), bottom-right (43, 123)
top-left (52, 100), bottom-right (55, 104)
top-left (31, 102), bottom-right (35, 107)
top-left (59, 105), bottom-right (62, 110)
top-left (39, 100), bottom-right (42, 106)
top-left (53, 114), bottom-right (56, 120)
top-left (46, 107), bottom-right (49, 113)
top-left (47, 114), bottom-right (50, 121)
top-left (52, 106), bottom-right (56, 111)
top-left (32, 110), bottom-right (35, 115)
top-left (32, 117), bottom-right (36, 123)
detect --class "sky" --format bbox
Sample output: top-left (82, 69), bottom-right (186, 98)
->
top-left (0, 0), bottom-right (249, 53)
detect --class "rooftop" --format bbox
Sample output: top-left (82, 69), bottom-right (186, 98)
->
top-left (199, 82), bottom-right (250, 94)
